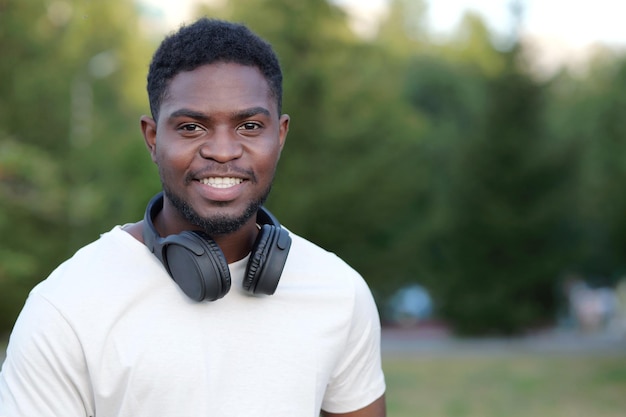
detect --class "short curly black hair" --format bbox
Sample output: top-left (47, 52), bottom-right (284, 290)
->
top-left (147, 18), bottom-right (283, 121)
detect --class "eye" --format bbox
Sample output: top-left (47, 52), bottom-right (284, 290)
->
top-left (176, 123), bottom-right (206, 137)
top-left (237, 122), bottom-right (262, 131)
top-left (179, 123), bottom-right (201, 132)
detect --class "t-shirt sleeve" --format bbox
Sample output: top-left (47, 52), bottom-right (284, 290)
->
top-left (0, 292), bottom-right (93, 417)
top-left (321, 276), bottom-right (386, 413)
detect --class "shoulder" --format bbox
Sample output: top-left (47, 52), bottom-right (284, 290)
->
top-left (285, 230), bottom-right (360, 276)
top-left (282, 230), bottom-right (367, 294)
top-left (31, 226), bottom-right (158, 311)
top-left (280, 230), bottom-right (374, 306)
top-left (37, 226), bottom-right (144, 281)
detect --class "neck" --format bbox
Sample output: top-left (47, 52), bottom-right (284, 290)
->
top-left (153, 203), bottom-right (259, 264)
top-left (211, 221), bottom-right (259, 263)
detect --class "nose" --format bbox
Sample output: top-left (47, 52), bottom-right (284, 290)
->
top-left (198, 128), bottom-right (243, 162)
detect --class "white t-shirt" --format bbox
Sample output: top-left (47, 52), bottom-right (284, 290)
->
top-left (0, 226), bottom-right (385, 417)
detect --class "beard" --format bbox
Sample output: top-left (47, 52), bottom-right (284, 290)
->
top-left (162, 182), bottom-right (272, 237)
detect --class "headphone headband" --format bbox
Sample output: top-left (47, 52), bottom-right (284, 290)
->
top-left (142, 192), bottom-right (291, 301)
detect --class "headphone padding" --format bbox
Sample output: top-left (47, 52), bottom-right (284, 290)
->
top-left (164, 231), bottom-right (231, 301)
top-left (243, 224), bottom-right (274, 293)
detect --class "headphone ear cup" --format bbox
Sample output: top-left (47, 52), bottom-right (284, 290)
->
top-left (243, 225), bottom-right (273, 294)
top-left (163, 231), bottom-right (231, 301)
top-left (244, 224), bottom-right (290, 295)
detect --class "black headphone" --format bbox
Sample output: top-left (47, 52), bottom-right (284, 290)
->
top-left (142, 192), bottom-right (291, 302)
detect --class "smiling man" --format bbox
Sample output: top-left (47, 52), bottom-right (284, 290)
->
top-left (0, 18), bottom-right (386, 417)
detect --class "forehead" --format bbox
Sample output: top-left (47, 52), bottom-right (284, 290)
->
top-left (160, 62), bottom-right (276, 116)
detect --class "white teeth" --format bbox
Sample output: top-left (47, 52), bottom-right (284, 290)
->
top-left (200, 177), bottom-right (243, 188)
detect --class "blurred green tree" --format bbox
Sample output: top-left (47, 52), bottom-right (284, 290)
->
top-left (547, 55), bottom-right (626, 284)
top-left (0, 0), bottom-right (155, 333)
top-left (428, 46), bottom-right (580, 335)
top-left (1, 0), bottom-right (624, 336)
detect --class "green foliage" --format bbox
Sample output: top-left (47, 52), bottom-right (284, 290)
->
top-left (426, 51), bottom-right (581, 334)
top-left (546, 56), bottom-right (626, 282)
top-left (0, 0), bottom-right (156, 333)
top-left (1, 0), bottom-right (625, 335)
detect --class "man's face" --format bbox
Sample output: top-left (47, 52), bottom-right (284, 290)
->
top-left (142, 62), bottom-right (289, 235)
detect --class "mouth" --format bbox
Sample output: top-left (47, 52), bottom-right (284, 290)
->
top-left (199, 177), bottom-right (244, 189)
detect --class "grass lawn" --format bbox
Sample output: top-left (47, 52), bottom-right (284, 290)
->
top-left (383, 354), bottom-right (626, 417)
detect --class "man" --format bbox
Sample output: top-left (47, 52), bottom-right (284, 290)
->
top-left (0, 18), bottom-right (386, 417)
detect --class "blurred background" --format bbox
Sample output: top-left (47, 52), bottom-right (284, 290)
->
top-left (2, 0), bottom-right (626, 341)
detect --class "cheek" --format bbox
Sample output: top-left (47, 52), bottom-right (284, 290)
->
top-left (257, 148), bottom-right (282, 175)
top-left (155, 140), bottom-right (194, 169)
top-left (154, 149), bottom-right (190, 186)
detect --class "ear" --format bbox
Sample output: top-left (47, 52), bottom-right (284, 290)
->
top-left (278, 114), bottom-right (290, 152)
top-left (140, 115), bottom-right (158, 163)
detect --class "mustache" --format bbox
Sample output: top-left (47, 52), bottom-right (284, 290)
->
top-left (185, 164), bottom-right (256, 183)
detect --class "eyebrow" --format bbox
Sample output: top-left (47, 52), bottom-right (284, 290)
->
top-left (167, 106), bottom-right (271, 122)
top-left (168, 108), bottom-right (210, 121)
top-left (232, 106), bottom-right (271, 120)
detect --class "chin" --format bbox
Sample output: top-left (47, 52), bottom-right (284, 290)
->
top-left (168, 192), bottom-right (265, 236)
